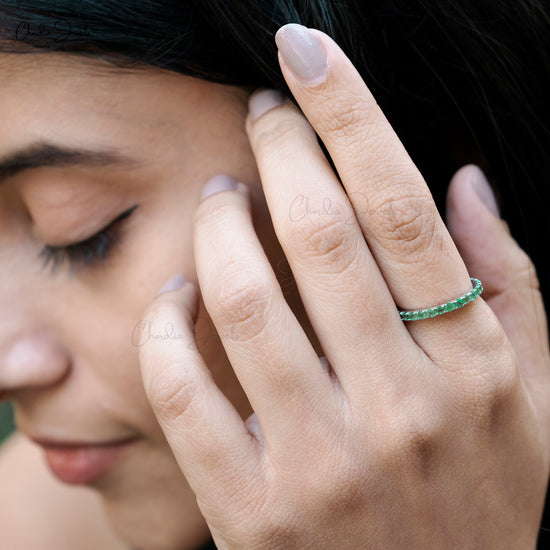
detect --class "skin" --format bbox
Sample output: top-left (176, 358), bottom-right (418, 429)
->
top-left (0, 51), bottom-right (290, 549)
top-left (1, 24), bottom-right (550, 550)
top-left (0, 433), bottom-right (128, 549)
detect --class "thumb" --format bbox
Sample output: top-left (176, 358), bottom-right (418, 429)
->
top-left (446, 164), bottom-right (550, 415)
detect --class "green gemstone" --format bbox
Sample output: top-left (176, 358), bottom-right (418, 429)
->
top-left (400, 278), bottom-right (483, 322)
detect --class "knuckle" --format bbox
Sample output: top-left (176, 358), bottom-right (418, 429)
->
top-left (369, 190), bottom-right (441, 260)
top-left (252, 460), bottom-right (364, 546)
top-left (219, 483), bottom-right (300, 549)
top-left (252, 115), bottom-right (312, 157)
top-left (143, 299), bottom-right (178, 325)
top-left (211, 270), bottom-right (273, 342)
top-left (315, 94), bottom-right (373, 139)
top-left (195, 198), bottom-right (241, 231)
top-left (461, 348), bottom-right (520, 421)
top-left (140, 301), bottom-right (182, 346)
top-left (321, 457), bottom-right (366, 513)
top-left (147, 364), bottom-right (199, 423)
top-left (250, 511), bottom-right (301, 549)
top-left (454, 324), bottom-right (521, 423)
top-left (512, 246), bottom-right (541, 290)
top-left (372, 397), bottom-right (443, 478)
top-left (300, 438), bottom-right (362, 504)
top-left (200, 482), bottom-right (274, 547)
top-left (399, 422), bottom-right (441, 478)
top-left (287, 213), bottom-right (358, 274)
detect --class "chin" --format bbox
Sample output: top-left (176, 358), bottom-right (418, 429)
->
top-left (104, 503), bottom-right (210, 550)
top-left (99, 445), bottom-right (211, 550)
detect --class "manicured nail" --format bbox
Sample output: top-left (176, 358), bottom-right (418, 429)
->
top-left (470, 166), bottom-right (500, 217)
top-left (249, 89), bottom-right (285, 122)
top-left (200, 174), bottom-right (238, 202)
top-left (158, 273), bottom-right (186, 295)
top-left (275, 24), bottom-right (328, 83)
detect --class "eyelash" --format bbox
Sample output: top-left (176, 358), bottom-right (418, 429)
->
top-left (39, 206), bottom-right (138, 274)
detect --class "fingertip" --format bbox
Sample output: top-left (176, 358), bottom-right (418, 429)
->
top-left (467, 165), bottom-right (500, 218)
top-left (446, 164), bottom-right (501, 231)
top-left (275, 23), bottom-right (329, 84)
top-left (248, 89), bottom-right (285, 123)
top-left (151, 273), bottom-right (199, 327)
top-left (158, 273), bottom-right (187, 296)
top-left (200, 175), bottom-right (239, 202)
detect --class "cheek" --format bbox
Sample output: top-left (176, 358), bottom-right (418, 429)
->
top-left (62, 122), bottom-right (261, 431)
top-left (73, 302), bottom-right (146, 391)
top-left (58, 287), bottom-right (163, 437)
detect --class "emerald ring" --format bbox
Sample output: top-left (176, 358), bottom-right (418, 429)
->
top-left (399, 278), bottom-right (483, 321)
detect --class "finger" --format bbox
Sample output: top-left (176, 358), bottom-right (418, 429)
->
top-left (275, 25), bottom-right (478, 327)
top-left (138, 276), bottom-right (260, 505)
top-left (446, 165), bottom-right (550, 416)
top-left (193, 176), bottom-right (338, 438)
top-left (245, 91), bottom-right (416, 394)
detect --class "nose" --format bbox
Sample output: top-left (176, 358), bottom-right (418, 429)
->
top-left (0, 197), bottom-right (71, 397)
top-left (0, 330), bottom-right (70, 395)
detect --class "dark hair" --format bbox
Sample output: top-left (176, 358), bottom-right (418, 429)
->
top-left (1, 1), bottom-right (549, 292)
top-left (1, 2), bottom-right (549, 299)
top-left (1, 0), bottom-right (550, 542)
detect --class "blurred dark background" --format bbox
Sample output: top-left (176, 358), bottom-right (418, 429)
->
top-left (0, 401), bottom-right (15, 444)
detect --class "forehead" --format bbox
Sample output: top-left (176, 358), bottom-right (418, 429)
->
top-left (0, 53), bottom-right (252, 190)
top-left (0, 51), bottom-right (230, 145)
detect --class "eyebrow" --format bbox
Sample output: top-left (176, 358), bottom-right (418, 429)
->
top-left (0, 142), bottom-right (140, 184)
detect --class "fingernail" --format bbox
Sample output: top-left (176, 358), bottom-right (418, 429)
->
top-left (200, 174), bottom-right (238, 202)
top-left (249, 89), bottom-right (285, 122)
top-left (158, 273), bottom-right (186, 295)
top-left (470, 166), bottom-right (500, 217)
top-left (275, 24), bottom-right (328, 83)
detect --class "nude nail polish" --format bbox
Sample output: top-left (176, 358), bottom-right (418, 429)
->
top-left (158, 274), bottom-right (186, 295)
top-left (275, 24), bottom-right (328, 83)
top-left (200, 174), bottom-right (238, 201)
top-left (249, 89), bottom-right (285, 121)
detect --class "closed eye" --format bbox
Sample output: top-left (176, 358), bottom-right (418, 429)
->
top-left (39, 205), bottom-right (138, 274)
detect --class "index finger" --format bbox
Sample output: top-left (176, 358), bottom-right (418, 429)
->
top-left (275, 24), bottom-right (474, 316)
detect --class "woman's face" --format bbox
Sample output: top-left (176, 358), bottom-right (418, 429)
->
top-left (0, 52), bottom-right (303, 550)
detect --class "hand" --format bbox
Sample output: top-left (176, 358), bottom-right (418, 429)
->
top-left (139, 24), bottom-right (550, 549)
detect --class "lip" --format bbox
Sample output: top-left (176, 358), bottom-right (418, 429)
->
top-left (32, 437), bottom-right (138, 485)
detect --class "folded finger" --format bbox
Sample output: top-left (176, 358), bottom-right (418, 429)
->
top-left (138, 278), bottom-right (260, 504)
top-left (446, 165), bottom-right (550, 413)
top-left (193, 177), bottom-right (339, 438)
